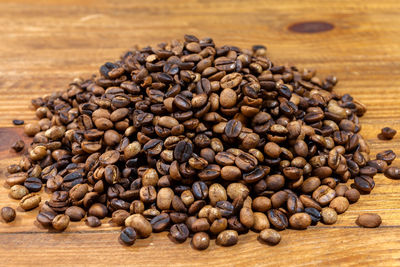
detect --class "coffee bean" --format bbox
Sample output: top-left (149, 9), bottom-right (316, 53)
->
top-left (384, 167), bottom-right (400, 180)
top-left (226, 183), bottom-right (249, 200)
top-left (379, 127), bottom-right (396, 140)
top-left (267, 209), bottom-right (288, 230)
top-left (289, 213), bottom-right (311, 230)
top-left (52, 214), bottom-right (70, 231)
top-left (88, 203), bottom-right (108, 219)
top-left (86, 216), bottom-right (102, 227)
top-left (320, 207), bottom-right (337, 225)
top-left (192, 232), bottom-right (210, 250)
top-left (170, 223), bottom-right (189, 243)
top-left (174, 140), bottom-right (193, 162)
top-left (125, 214), bottom-right (152, 238)
top-left (344, 189), bottom-right (360, 203)
top-left (220, 89), bottom-right (237, 108)
top-left (312, 185), bottom-right (336, 206)
top-left (24, 123), bottom-right (41, 136)
top-left (20, 193), bottom-right (41, 211)
top-left (356, 213), bottom-right (382, 228)
top-left (376, 150), bottom-right (396, 165)
top-left (192, 181), bottom-right (208, 200)
top-left (1, 207), bottom-right (16, 223)
top-left (252, 212), bottom-right (269, 231)
top-left (13, 119), bottom-right (24, 125)
top-left (119, 227), bottom-right (137, 246)
top-left (65, 206), bottom-right (86, 221)
top-left (216, 230), bottom-right (238, 246)
top-left (9, 185), bottom-right (29, 200)
top-left (225, 119), bottom-right (242, 138)
top-left (11, 140), bottom-right (25, 152)
top-left (258, 229), bottom-right (281, 246)
top-left (304, 207), bottom-right (321, 225)
top-left (150, 213), bottom-right (170, 232)
top-left (37, 211), bottom-right (56, 227)
top-left (354, 176), bottom-right (375, 193)
top-left (329, 196), bottom-right (349, 214)
top-left (252, 196), bottom-right (272, 212)
top-left (24, 177), bottom-right (42, 192)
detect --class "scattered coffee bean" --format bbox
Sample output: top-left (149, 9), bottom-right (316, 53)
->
top-left (11, 140), bottom-right (25, 152)
top-left (13, 119), bottom-right (24, 125)
top-left (19, 193), bottom-right (41, 211)
top-left (344, 189), bottom-right (361, 203)
top-left (258, 229), bottom-right (281, 246)
top-left (119, 227), bottom-right (137, 246)
top-left (86, 216), bottom-right (101, 227)
top-left (356, 213), bottom-right (382, 228)
top-left (1, 207), bottom-right (16, 223)
top-left (52, 214), bottom-right (70, 231)
top-left (216, 230), bottom-right (238, 246)
top-left (9, 185), bottom-right (29, 200)
top-left (379, 127), bottom-right (397, 140)
top-left (384, 167), bottom-right (400, 180)
top-left (192, 232), bottom-right (210, 250)
top-left (321, 207), bottom-right (338, 225)
top-left (170, 223), bottom-right (189, 243)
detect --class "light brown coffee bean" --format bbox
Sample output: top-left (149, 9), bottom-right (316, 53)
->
top-left (329, 196), bottom-right (349, 214)
top-left (20, 193), bottom-right (41, 211)
top-left (321, 207), bottom-right (338, 225)
top-left (356, 213), bottom-right (382, 228)
top-left (258, 229), bottom-right (281, 246)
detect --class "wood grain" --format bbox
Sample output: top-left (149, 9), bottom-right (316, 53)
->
top-left (1, 0), bottom-right (400, 266)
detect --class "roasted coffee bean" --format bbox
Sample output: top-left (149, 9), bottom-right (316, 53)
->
top-left (216, 230), bottom-right (238, 247)
top-left (304, 207), bottom-right (321, 225)
top-left (321, 207), bottom-right (338, 225)
top-left (125, 214), bottom-right (152, 238)
top-left (112, 210), bottom-right (130, 226)
top-left (252, 196), bottom-right (272, 212)
top-left (52, 214), bottom-right (70, 231)
top-left (192, 181), bottom-right (208, 200)
top-left (65, 206), bottom-right (86, 221)
top-left (384, 167), bottom-right (400, 180)
top-left (9, 185), bottom-right (29, 200)
top-left (225, 119), bottom-right (242, 138)
top-left (174, 141), bottom-right (193, 162)
top-left (86, 216), bottom-right (101, 227)
top-left (37, 211), bottom-right (56, 227)
top-left (150, 213), bottom-right (170, 232)
top-left (23, 177), bottom-right (42, 192)
top-left (13, 119), bottom-right (24, 125)
top-left (192, 232), bottom-right (210, 250)
top-left (356, 213), bottom-right (382, 228)
top-left (312, 185), bottom-right (336, 206)
top-left (252, 212), bottom-right (269, 232)
top-left (20, 193), bottom-right (41, 211)
top-left (170, 223), bottom-right (189, 243)
top-left (376, 150), bottom-right (396, 165)
top-left (354, 176), bottom-right (375, 193)
top-left (1, 207), bottom-right (16, 223)
top-left (258, 229), bottom-right (281, 246)
top-left (227, 183), bottom-right (249, 200)
top-left (367, 160), bottom-right (387, 173)
top-left (329, 196), bottom-right (349, 214)
top-left (88, 203), bottom-right (108, 219)
top-left (119, 227), bottom-right (137, 246)
top-left (267, 209), bottom-right (288, 230)
top-left (24, 123), bottom-right (41, 136)
top-left (11, 140), bottom-right (25, 152)
top-left (344, 188), bottom-right (361, 203)
top-left (379, 127), bottom-right (397, 140)
top-left (289, 213), bottom-right (311, 230)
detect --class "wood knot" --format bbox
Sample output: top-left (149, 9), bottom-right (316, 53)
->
top-left (289, 21), bottom-right (334, 33)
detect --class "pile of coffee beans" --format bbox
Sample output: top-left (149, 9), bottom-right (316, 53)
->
top-left (3, 35), bottom-right (398, 249)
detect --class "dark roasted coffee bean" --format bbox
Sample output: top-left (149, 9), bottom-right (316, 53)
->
top-left (225, 119), bottom-right (242, 138)
top-left (192, 181), bottom-right (208, 200)
top-left (151, 213), bottom-right (170, 232)
top-left (267, 209), bottom-right (288, 230)
top-left (376, 150), bottom-right (396, 165)
top-left (384, 167), bottom-right (400, 180)
top-left (65, 206), bottom-right (86, 221)
top-left (304, 207), bottom-right (321, 225)
top-left (11, 140), bottom-right (25, 152)
top-left (170, 223), bottom-right (189, 243)
top-left (13, 119), bottom-right (25, 125)
top-left (37, 211), bottom-right (56, 227)
top-left (23, 177), bottom-right (42, 192)
top-left (354, 176), bottom-right (375, 193)
top-left (174, 140), bottom-right (193, 162)
top-left (119, 227), bottom-right (137, 246)
top-left (379, 127), bottom-right (397, 140)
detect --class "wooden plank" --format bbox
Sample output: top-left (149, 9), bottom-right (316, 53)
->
top-left (0, 0), bottom-right (400, 265)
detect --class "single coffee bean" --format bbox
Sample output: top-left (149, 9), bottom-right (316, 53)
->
top-left (170, 223), bottom-right (189, 243)
top-left (312, 185), bottom-right (336, 206)
top-left (216, 230), bottom-right (238, 246)
top-left (86, 216), bottom-right (102, 227)
top-left (191, 232), bottom-right (210, 250)
top-left (252, 196), bottom-right (272, 212)
top-left (384, 167), bottom-right (400, 180)
top-left (88, 203), bottom-right (108, 219)
top-left (24, 177), bottom-right (42, 192)
top-left (329, 196), bottom-right (349, 214)
top-left (112, 210), bottom-right (130, 226)
top-left (321, 207), bottom-right (337, 225)
top-left (119, 227), bottom-right (137, 246)
top-left (379, 127), bottom-right (397, 140)
top-left (356, 213), bottom-right (382, 228)
top-left (258, 229), bottom-right (281, 246)
top-left (267, 209), bottom-right (288, 230)
top-left (150, 213), bottom-right (170, 232)
top-left (354, 176), bottom-right (375, 193)
top-left (9, 185), bottom-right (29, 200)
top-left (11, 140), bottom-right (25, 152)
top-left (24, 123), bottom-right (41, 136)
top-left (13, 119), bottom-right (24, 125)
top-left (252, 212), bottom-right (270, 232)
top-left (1, 207), bottom-right (16, 223)
top-left (344, 188), bottom-right (361, 203)
top-left (65, 206), bottom-right (86, 221)
top-left (20, 193), bottom-right (41, 211)
top-left (289, 213), bottom-right (311, 230)
top-left (52, 214), bottom-right (70, 231)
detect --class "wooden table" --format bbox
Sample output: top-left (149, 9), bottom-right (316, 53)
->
top-left (1, 0), bottom-right (400, 266)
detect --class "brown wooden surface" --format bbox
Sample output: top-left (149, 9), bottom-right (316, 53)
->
top-left (1, 0), bottom-right (400, 266)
